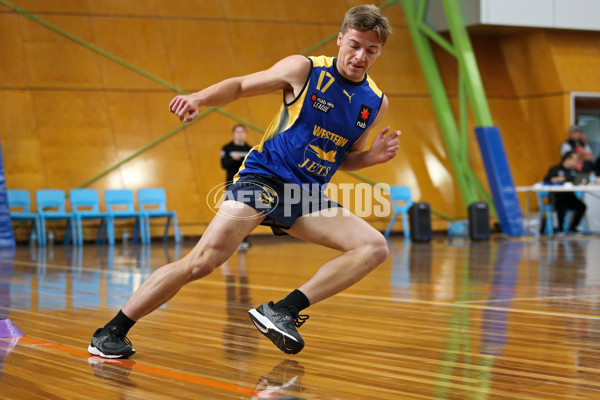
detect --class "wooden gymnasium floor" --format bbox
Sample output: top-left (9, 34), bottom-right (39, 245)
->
top-left (1, 234), bottom-right (600, 399)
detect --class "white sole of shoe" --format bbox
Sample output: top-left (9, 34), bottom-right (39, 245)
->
top-left (248, 308), bottom-right (303, 354)
top-left (87, 344), bottom-right (135, 359)
top-left (248, 309), bottom-right (297, 340)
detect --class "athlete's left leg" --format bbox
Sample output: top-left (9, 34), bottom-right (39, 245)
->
top-left (248, 207), bottom-right (389, 354)
top-left (285, 207), bottom-right (390, 304)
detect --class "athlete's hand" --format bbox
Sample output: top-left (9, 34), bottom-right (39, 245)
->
top-left (369, 127), bottom-right (400, 164)
top-left (169, 95), bottom-right (201, 122)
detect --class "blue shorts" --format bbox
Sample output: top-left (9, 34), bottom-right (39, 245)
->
top-left (226, 174), bottom-right (342, 234)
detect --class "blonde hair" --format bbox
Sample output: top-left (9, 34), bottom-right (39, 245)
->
top-left (341, 4), bottom-right (392, 45)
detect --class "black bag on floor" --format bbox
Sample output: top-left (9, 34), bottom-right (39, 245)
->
top-left (409, 202), bottom-right (432, 242)
top-left (468, 202), bottom-right (491, 241)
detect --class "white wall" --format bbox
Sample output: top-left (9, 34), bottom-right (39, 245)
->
top-left (426, 0), bottom-right (600, 32)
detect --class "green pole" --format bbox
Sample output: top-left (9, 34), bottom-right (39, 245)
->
top-left (401, 0), bottom-right (478, 207)
top-left (441, 0), bottom-right (493, 126)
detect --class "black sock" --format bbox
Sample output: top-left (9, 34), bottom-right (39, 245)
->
top-left (104, 310), bottom-right (136, 334)
top-left (274, 289), bottom-right (310, 313)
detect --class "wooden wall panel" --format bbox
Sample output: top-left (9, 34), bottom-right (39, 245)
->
top-left (91, 18), bottom-right (173, 90)
top-left (499, 32), bottom-right (562, 97)
top-left (0, 91), bottom-right (45, 189)
top-left (85, 0), bottom-right (158, 16)
top-left (547, 31), bottom-right (600, 92)
top-left (31, 91), bottom-right (118, 189)
top-left (153, 0), bottom-right (225, 19)
top-left (159, 20), bottom-right (236, 91)
top-left (7, 0), bottom-right (89, 13)
top-left (370, 28), bottom-right (431, 95)
top-left (226, 22), bottom-right (302, 74)
top-left (0, 15), bottom-right (30, 87)
top-left (19, 15), bottom-right (104, 88)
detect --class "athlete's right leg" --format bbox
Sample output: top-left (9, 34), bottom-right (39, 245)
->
top-left (88, 201), bottom-right (264, 358)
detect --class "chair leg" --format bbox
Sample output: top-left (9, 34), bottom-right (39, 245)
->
top-left (66, 219), bottom-right (77, 245)
top-left (544, 211), bottom-right (554, 235)
top-left (141, 217), bottom-right (149, 244)
top-left (144, 217), bottom-right (151, 244)
top-left (76, 216), bottom-right (83, 246)
top-left (173, 214), bottom-right (180, 243)
top-left (73, 218), bottom-right (78, 245)
top-left (384, 213), bottom-right (398, 237)
top-left (97, 219), bottom-right (105, 244)
top-left (107, 216), bottom-right (115, 245)
top-left (39, 216), bottom-right (47, 246)
top-left (163, 216), bottom-right (171, 242)
top-left (33, 217), bottom-right (43, 246)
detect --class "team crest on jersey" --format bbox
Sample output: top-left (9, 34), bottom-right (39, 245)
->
top-left (310, 93), bottom-right (335, 114)
top-left (355, 104), bottom-right (373, 130)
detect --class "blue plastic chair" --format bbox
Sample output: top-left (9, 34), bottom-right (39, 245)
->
top-left (384, 186), bottom-right (413, 239)
top-left (535, 185), bottom-right (555, 235)
top-left (35, 189), bottom-right (77, 246)
top-left (69, 189), bottom-right (111, 245)
top-left (138, 188), bottom-right (180, 243)
top-left (7, 189), bottom-right (42, 245)
top-left (104, 189), bottom-right (146, 245)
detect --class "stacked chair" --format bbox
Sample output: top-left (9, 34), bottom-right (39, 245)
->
top-left (7, 187), bottom-right (180, 246)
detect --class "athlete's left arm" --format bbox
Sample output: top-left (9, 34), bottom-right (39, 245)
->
top-left (339, 96), bottom-right (400, 171)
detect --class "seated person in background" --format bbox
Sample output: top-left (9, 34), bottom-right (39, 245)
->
top-left (544, 151), bottom-right (587, 233)
top-left (560, 125), bottom-right (594, 172)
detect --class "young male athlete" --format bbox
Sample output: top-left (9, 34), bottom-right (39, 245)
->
top-left (88, 4), bottom-right (400, 358)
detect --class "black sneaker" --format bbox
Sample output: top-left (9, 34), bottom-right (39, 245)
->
top-left (248, 302), bottom-right (309, 354)
top-left (88, 326), bottom-right (136, 359)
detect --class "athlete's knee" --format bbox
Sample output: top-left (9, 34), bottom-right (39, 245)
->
top-left (357, 232), bottom-right (389, 268)
top-left (367, 233), bottom-right (389, 266)
top-left (179, 248), bottom-right (223, 282)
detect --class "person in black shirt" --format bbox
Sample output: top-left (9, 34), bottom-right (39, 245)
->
top-left (543, 151), bottom-right (587, 233)
top-left (221, 124), bottom-right (252, 185)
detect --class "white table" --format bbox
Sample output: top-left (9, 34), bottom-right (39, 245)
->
top-left (516, 184), bottom-right (600, 234)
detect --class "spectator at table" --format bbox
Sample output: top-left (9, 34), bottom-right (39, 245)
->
top-left (543, 151), bottom-right (587, 233)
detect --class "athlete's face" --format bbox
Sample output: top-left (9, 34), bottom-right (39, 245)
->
top-left (336, 28), bottom-right (382, 82)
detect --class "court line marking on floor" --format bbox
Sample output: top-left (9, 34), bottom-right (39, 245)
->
top-left (6, 258), bottom-right (600, 321)
top-left (17, 336), bottom-right (280, 398)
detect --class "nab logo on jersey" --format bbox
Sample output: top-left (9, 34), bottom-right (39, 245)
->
top-left (311, 93), bottom-right (335, 114)
top-left (355, 104), bottom-right (372, 130)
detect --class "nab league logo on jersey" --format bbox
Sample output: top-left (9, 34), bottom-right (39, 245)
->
top-left (311, 93), bottom-right (335, 114)
top-left (355, 104), bottom-right (372, 130)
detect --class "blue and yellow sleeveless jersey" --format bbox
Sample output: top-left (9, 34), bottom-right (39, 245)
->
top-left (236, 56), bottom-right (384, 190)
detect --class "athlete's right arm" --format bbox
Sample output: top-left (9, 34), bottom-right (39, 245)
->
top-left (169, 55), bottom-right (311, 123)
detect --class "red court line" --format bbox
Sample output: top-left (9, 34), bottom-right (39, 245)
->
top-left (19, 336), bottom-right (281, 398)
